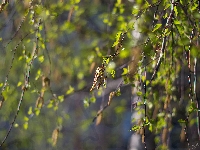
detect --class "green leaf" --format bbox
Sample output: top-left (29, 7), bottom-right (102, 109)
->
top-left (83, 98), bottom-right (90, 108)
top-left (95, 47), bottom-right (102, 57)
top-left (191, 46), bottom-right (199, 57)
top-left (115, 88), bottom-right (121, 96)
top-left (2, 90), bottom-right (9, 101)
top-left (112, 32), bottom-right (122, 47)
top-left (38, 56), bottom-right (44, 63)
top-left (90, 96), bottom-right (96, 103)
top-left (119, 48), bottom-right (129, 58)
top-left (136, 91), bottom-right (142, 96)
top-left (123, 76), bottom-right (130, 84)
top-left (14, 123), bottom-right (19, 128)
top-left (35, 69), bottom-right (41, 80)
top-left (24, 116), bottom-right (29, 122)
top-left (17, 82), bottom-right (22, 87)
top-left (131, 125), bottom-right (140, 131)
top-left (149, 124), bottom-right (153, 132)
top-left (103, 57), bottom-right (110, 64)
top-left (174, 6), bottom-right (178, 16)
top-left (47, 103), bottom-right (53, 108)
top-left (111, 70), bottom-right (115, 78)
top-left (132, 7), bottom-right (139, 15)
top-left (35, 5), bottom-right (43, 15)
top-left (58, 95), bottom-right (64, 102)
top-left (18, 56), bottom-right (23, 61)
top-left (141, 75), bottom-right (146, 82)
top-left (28, 107), bottom-right (33, 115)
top-left (66, 86), bottom-right (74, 95)
top-left (152, 24), bottom-right (162, 32)
top-left (54, 106), bottom-right (58, 111)
top-left (174, 20), bottom-right (181, 25)
top-left (35, 108), bottom-right (40, 116)
top-left (23, 122), bottom-right (28, 130)
top-left (57, 117), bottom-right (63, 125)
top-left (164, 3), bottom-right (171, 10)
top-left (122, 68), bottom-right (128, 75)
top-left (178, 119), bottom-right (186, 123)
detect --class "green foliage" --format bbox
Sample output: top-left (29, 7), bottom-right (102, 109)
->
top-left (0, 0), bottom-right (200, 149)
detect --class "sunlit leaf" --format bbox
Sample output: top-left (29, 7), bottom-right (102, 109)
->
top-left (112, 32), bottom-right (122, 47)
top-left (152, 24), bottom-right (162, 32)
top-left (28, 107), bottom-right (33, 115)
top-left (174, 6), bottom-right (178, 16)
top-left (122, 68), bottom-right (128, 75)
top-left (35, 108), bottom-right (40, 116)
top-left (38, 56), bottom-right (44, 63)
top-left (178, 119), bottom-right (186, 123)
top-left (66, 86), bottom-right (74, 95)
top-left (58, 95), bottom-right (64, 102)
top-left (111, 70), bottom-right (115, 78)
top-left (23, 122), bottom-right (28, 130)
top-left (131, 125), bottom-right (140, 131)
top-left (17, 82), bottom-right (22, 87)
top-left (24, 116), bottom-right (29, 122)
top-left (136, 91), bottom-right (142, 96)
top-left (90, 96), bottom-right (96, 103)
top-left (14, 123), bottom-right (19, 128)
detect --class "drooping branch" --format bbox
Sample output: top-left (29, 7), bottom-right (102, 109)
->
top-left (150, 0), bottom-right (176, 82)
top-left (0, 31), bottom-right (35, 109)
top-left (0, 18), bottom-right (42, 147)
top-left (3, 0), bottom-right (34, 48)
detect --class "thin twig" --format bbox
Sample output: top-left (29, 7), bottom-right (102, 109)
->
top-left (150, 0), bottom-right (176, 82)
top-left (92, 79), bottom-right (123, 122)
top-left (43, 22), bottom-right (52, 76)
top-left (0, 18), bottom-right (42, 147)
top-left (143, 54), bottom-right (147, 149)
top-left (3, 0), bottom-right (34, 48)
top-left (0, 31), bottom-right (34, 109)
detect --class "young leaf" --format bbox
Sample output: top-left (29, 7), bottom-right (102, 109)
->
top-left (152, 24), bottom-right (162, 32)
